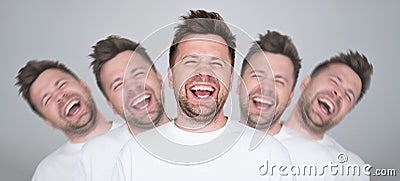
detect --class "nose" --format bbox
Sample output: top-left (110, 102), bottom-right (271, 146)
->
top-left (333, 86), bottom-right (345, 98)
top-left (260, 77), bottom-right (273, 88)
top-left (194, 61), bottom-right (216, 77)
top-left (124, 80), bottom-right (145, 96)
top-left (55, 91), bottom-right (66, 104)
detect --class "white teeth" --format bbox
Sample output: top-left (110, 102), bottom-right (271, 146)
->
top-left (319, 98), bottom-right (333, 113)
top-left (197, 95), bottom-right (209, 99)
top-left (190, 85), bottom-right (214, 92)
top-left (131, 94), bottom-right (150, 107)
top-left (253, 97), bottom-right (273, 106)
top-left (65, 100), bottom-right (79, 116)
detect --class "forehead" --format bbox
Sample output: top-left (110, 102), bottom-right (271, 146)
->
top-left (101, 51), bottom-right (154, 80)
top-left (30, 69), bottom-right (77, 100)
top-left (101, 50), bottom-right (133, 77)
top-left (244, 52), bottom-right (273, 74)
top-left (126, 52), bottom-right (153, 70)
top-left (177, 34), bottom-right (230, 60)
top-left (317, 63), bottom-right (362, 92)
top-left (263, 52), bottom-right (294, 75)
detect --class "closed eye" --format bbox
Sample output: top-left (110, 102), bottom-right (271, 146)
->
top-left (134, 72), bottom-right (145, 78)
top-left (56, 79), bottom-right (68, 89)
top-left (42, 94), bottom-right (51, 106)
top-left (210, 58), bottom-right (225, 68)
top-left (59, 82), bottom-right (66, 88)
top-left (112, 82), bottom-right (123, 91)
top-left (330, 78), bottom-right (338, 85)
top-left (250, 72), bottom-right (261, 78)
top-left (274, 75), bottom-right (289, 87)
top-left (182, 56), bottom-right (199, 65)
top-left (275, 80), bottom-right (285, 86)
top-left (346, 90), bottom-right (355, 102)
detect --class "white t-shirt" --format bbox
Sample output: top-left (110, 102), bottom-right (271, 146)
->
top-left (112, 119), bottom-right (294, 181)
top-left (31, 120), bottom-right (123, 181)
top-left (275, 125), bottom-right (369, 180)
top-left (73, 123), bottom-right (132, 181)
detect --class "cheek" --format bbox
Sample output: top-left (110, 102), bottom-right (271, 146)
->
top-left (110, 92), bottom-right (123, 106)
top-left (340, 103), bottom-right (353, 115)
top-left (217, 68), bottom-right (232, 79)
top-left (276, 86), bottom-right (291, 99)
top-left (42, 106), bottom-right (58, 119)
top-left (172, 72), bottom-right (187, 88)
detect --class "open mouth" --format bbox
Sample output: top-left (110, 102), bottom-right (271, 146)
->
top-left (189, 84), bottom-right (215, 99)
top-left (317, 97), bottom-right (335, 115)
top-left (130, 93), bottom-right (152, 110)
top-left (252, 96), bottom-right (274, 110)
top-left (64, 99), bottom-right (82, 118)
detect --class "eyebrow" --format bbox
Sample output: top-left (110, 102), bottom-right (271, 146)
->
top-left (184, 55), bottom-right (199, 59)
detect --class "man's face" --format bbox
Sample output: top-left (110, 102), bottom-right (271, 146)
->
top-left (238, 52), bottom-right (275, 129)
top-left (299, 63), bottom-right (362, 134)
top-left (100, 50), bottom-right (131, 118)
top-left (123, 52), bottom-right (164, 129)
top-left (265, 52), bottom-right (295, 123)
top-left (168, 34), bottom-right (233, 127)
top-left (30, 69), bottom-right (97, 136)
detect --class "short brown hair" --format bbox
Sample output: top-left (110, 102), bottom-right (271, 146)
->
top-left (169, 9), bottom-right (236, 68)
top-left (89, 35), bottom-right (154, 99)
top-left (15, 60), bottom-right (79, 118)
top-left (241, 30), bottom-right (302, 90)
top-left (311, 50), bottom-right (373, 102)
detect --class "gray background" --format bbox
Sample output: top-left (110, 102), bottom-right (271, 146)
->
top-left (1, 0), bottom-right (399, 180)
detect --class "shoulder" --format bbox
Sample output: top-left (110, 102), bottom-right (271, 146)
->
top-left (37, 142), bottom-right (77, 164)
top-left (82, 123), bottom-right (131, 153)
top-left (32, 142), bottom-right (79, 181)
top-left (323, 134), bottom-right (366, 164)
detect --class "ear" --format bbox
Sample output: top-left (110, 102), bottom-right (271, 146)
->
top-left (167, 67), bottom-right (173, 89)
top-left (44, 120), bottom-right (58, 130)
top-left (286, 91), bottom-right (294, 107)
top-left (80, 80), bottom-right (92, 94)
top-left (236, 76), bottom-right (242, 94)
top-left (107, 100), bottom-right (119, 115)
top-left (300, 75), bottom-right (311, 92)
top-left (156, 71), bottom-right (164, 88)
top-left (228, 72), bottom-right (234, 92)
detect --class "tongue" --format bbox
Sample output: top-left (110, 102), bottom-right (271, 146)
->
top-left (67, 104), bottom-right (80, 117)
top-left (254, 101), bottom-right (263, 108)
top-left (194, 90), bottom-right (211, 97)
top-left (319, 102), bottom-right (329, 114)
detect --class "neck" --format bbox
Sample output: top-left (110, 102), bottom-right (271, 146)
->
top-left (128, 113), bottom-right (171, 135)
top-left (175, 109), bottom-right (228, 133)
top-left (68, 112), bottom-right (112, 143)
top-left (267, 120), bottom-right (283, 136)
top-left (284, 105), bottom-right (324, 140)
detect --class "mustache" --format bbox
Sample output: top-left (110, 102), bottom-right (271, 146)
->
top-left (248, 87), bottom-right (274, 98)
top-left (185, 74), bottom-right (219, 86)
top-left (125, 85), bottom-right (155, 100)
